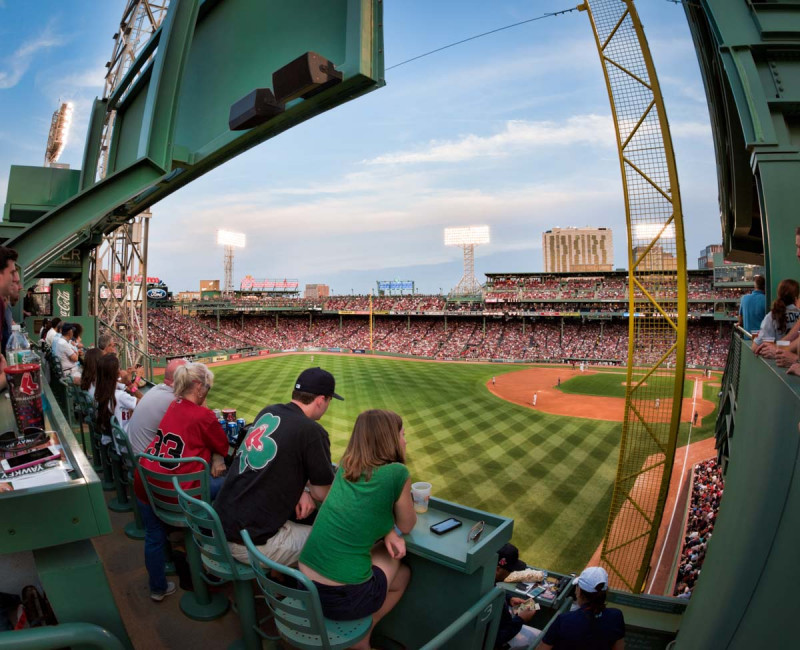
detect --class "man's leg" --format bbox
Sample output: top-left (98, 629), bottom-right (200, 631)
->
top-left (228, 521), bottom-right (311, 567)
top-left (138, 499), bottom-right (169, 594)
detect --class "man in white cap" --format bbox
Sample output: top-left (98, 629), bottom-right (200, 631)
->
top-left (539, 566), bottom-right (625, 650)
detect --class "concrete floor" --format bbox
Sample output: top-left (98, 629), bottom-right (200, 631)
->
top-left (94, 495), bottom-right (284, 649)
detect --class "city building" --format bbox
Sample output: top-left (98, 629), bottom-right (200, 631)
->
top-left (698, 244), bottom-right (723, 269)
top-left (199, 280), bottom-right (220, 292)
top-left (632, 244), bottom-right (678, 272)
top-left (699, 244), bottom-right (765, 285)
top-left (542, 227), bottom-right (613, 273)
top-left (304, 283), bottom-right (330, 299)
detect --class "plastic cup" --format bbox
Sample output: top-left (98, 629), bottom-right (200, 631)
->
top-left (4, 363), bottom-right (44, 434)
top-left (777, 340), bottom-right (790, 348)
top-left (411, 481), bottom-right (432, 513)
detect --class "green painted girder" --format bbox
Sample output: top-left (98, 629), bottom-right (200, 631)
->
top-left (684, 0), bottom-right (800, 303)
top-left (6, 0), bottom-right (384, 280)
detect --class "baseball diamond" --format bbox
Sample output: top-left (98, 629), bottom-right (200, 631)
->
top-left (203, 353), bottom-right (718, 574)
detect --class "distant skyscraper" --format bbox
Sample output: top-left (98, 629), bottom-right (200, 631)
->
top-left (698, 244), bottom-right (723, 269)
top-left (542, 227), bottom-right (614, 273)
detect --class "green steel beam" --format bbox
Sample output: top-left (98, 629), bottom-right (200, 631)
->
top-left (137, 0), bottom-right (200, 170)
top-left (685, 0), bottom-right (800, 303)
top-left (7, 161), bottom-right (163, 278)
top-left (79, 99), bottom-right (108, 192)
top-left (4, 0), bottom-right (384, 281)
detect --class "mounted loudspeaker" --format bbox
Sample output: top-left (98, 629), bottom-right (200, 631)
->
top-left (272, 51), bottom-right (343, 104)
top-left (228, 88), bottom-right (285, 131)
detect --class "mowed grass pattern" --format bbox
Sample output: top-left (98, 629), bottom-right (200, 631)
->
top-left (558, 371), bottom-right (694, 399)
top-left (206, 354), bottom-right (623, 573)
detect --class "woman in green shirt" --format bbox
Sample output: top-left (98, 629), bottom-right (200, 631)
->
top-left (299, 409), bottom-right (417, 649)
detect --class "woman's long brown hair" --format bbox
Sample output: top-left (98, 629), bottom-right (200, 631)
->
top-left (770, 279), bottom-right (799, 332)
top-left (95, 354), bottom-right (120, 436)
top-left (340, 409), bottom-right (405, 482)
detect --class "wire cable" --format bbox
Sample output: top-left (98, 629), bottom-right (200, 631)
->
top-left (386, 7), bottom-right (580, 72)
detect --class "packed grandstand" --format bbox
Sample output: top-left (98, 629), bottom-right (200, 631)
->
top-left (145, 270), bottom-right (742, 368)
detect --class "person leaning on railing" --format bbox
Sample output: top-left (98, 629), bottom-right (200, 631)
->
top-left (752, 279), bottom-right (799, 361)
top-left (774, 227), bottom-right (800, 375)
top-left (297, 409), bottom-right (416, 650)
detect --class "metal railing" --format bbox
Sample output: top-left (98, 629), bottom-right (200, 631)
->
top-left (0, 623), bottom-right (124, 650)
top-left (714, 327), bottom-right (746, 472)
top-left (97, 319), bottom-right (155, 381)
top-left (419, 587), bottom-right (504, 650)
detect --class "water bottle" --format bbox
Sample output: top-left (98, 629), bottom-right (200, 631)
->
top-left (6, 324), bottom-right (30, 366)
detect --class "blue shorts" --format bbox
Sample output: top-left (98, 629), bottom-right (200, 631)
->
top-left (313, 566), bottom-right (388, 621)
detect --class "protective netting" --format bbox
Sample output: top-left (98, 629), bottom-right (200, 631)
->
top-left (583, 0), bottom-right (687, 592)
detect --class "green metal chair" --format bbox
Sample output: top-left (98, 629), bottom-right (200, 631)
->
top-left (46, 351), bottom-right (68, 413)
top-left (88, 403), bottom-right (116, 492)
top-left (64, 381), bottom-right (92, 456)
top-left (241, 529), bottom-right (372, 650)
top-left (110, 416), bottom-right (145, 539)
top-left (104, 417), bottom-right (132, 514)
top-left (75, 388), bottom-right (103, 470)
top-left (135, 452), bottom-right (229, 621)
top-left (174, 480), bottom-right (279, 649)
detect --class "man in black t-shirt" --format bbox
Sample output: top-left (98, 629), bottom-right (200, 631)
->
top-left (215, 367), bottom-right (340, 566)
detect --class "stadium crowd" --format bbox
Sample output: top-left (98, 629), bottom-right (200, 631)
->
top-left (146, 309), bottom-right (732, 368)
top-left (673, 459), bottom-right (723, 599)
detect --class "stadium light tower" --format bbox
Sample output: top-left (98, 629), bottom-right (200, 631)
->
top-left (44, 101), bottom-right (74, 167)
top-left (217, 230), bottom-right (246, 295)
top-left (444, 225), bottom-right (490, 296)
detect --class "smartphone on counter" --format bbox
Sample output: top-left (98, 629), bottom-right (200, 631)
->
top-left (430, 517), bottom-right (463, 535)
top-left (1, 446), bottom-right (60, 472)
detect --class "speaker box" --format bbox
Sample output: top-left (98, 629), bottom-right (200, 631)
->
top-left (228, 88), bottom-right (284, 131)
top-left (272, 51), bottom-right (342, 104)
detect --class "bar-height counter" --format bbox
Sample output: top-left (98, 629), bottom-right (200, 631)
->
top-left (0, 380), bottom-right (130, 647)
top-left (377, 497), bottom-right (513, 649)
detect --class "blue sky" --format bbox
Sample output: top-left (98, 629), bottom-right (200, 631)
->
top-left (0, 1), bottom-right (721, 294)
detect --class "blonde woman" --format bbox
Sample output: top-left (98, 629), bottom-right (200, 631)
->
top-left (133, 361), bottom-right (228, 601)
top-left (299, 410), bottom-right (416, 650)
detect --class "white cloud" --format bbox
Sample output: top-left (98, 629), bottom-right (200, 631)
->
top-left (0, 22), bottom-right (65, 89)
top-left (670, 120), bottom-right (712, 139)
top-left (364, 114), bottom-right (614, 165)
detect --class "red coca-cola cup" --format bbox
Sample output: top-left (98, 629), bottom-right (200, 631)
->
top-left (5, 363), bottom-right (45, 433)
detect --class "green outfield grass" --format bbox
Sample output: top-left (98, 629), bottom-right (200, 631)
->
top-left (557, 371), bottom-right (694, 399)
top-left (205, 355), bottom-right (717, 574)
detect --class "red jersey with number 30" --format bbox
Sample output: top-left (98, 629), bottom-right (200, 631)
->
top-left (133, 398), bottom-right (228, 502)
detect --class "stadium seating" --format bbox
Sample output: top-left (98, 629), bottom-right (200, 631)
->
top-left (673, 459), bottom-right (722, 599)
top-left (147, 307), bottom-right (732, 368)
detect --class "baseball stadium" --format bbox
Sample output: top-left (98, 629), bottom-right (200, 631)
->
top-left (0, 1), bottom-right (797, 650)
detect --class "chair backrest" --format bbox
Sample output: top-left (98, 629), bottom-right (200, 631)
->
top-left (111, 416), bottom-right (135, 472)
top-left (74, 389), bottom-right (95, 415)
top-left (135, 452), bottom-right (210, 527)
top-left (241, 529), bottom-right (333, 650)
top-left (174, 479), bottom-right (253, 582)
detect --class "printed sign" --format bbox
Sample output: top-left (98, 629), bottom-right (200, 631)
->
top-left (147, 288), bottom-right (168, 299)
top-left (50, 283), bottom-right (73, 317)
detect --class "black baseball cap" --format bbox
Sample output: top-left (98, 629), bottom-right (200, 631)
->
top-left (294, 367), bottom-right (343, 400)
top-left (497, 543), bottom-right (526, 572)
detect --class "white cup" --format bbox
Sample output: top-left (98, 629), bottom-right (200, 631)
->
top-left (411, 481), bottom-right (432, 513)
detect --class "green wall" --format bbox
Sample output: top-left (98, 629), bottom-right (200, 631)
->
top-left (677, 347), bottom-right (800, 647)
